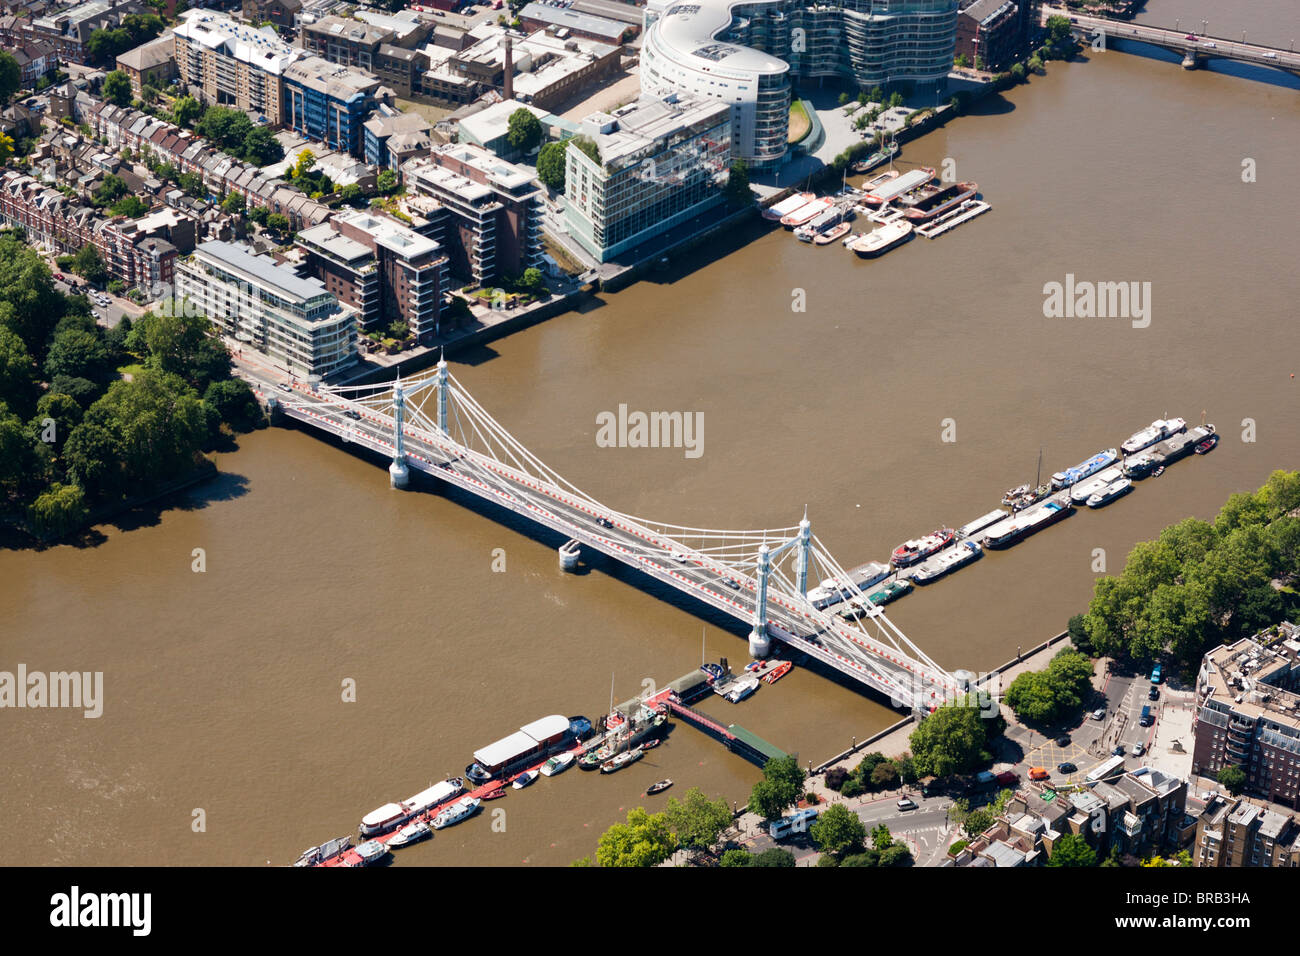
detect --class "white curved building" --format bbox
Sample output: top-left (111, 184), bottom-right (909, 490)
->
top-left (642, 0), bottom-right (957, 169)
top-left (642, 2), bottom-right (791, 170)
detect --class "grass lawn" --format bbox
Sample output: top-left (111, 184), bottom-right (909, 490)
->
top-left (394, 97), bottom-right (455, 126)
top-left (788, 100), bottom-right (812, 144)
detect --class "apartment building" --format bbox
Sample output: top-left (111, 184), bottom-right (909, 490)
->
top-left (281, 54), bottom-right (380, 157)
top-left (296, 210), bottom-right (448, 340)
top-left (362, 109), bottom-right (433, 170)
top-left (173, 9), bottom-right (301, 124)
top-left (955, 0), bottom-right (1039, 70)
top-left (402, 143), bottom-right (543, 286)
top-left (241, 0), bottom-right (301, 31)
top-left (1193, 793), bottom-right (1300, 868)
top-left (563, 94), bottom-right (731, 262)
top-left (1193, 622), bottom-right (1300, 809)
top-left (27, 0), bottom-right (122, 64)
top-left (176, 239), bottom-right (358, 377)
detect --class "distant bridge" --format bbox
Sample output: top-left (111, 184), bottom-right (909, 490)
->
top-left (1045, 8), bottom-right (1300, 76)
top-left (253, 362), bottom-right (964, 712)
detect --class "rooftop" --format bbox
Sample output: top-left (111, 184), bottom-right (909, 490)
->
top-left (578, 92), bottom-right (730, 168)
top-left (282, 54), bottom-right (381, 100)
top-left (517, 1), bottom-right (629, 41)
top-left (174, 10), bottom-right (300, 74)
top-left (116, 34), bottom-right (175, 72)
top-left (193, 239), bottom-right (333, 305)
top-left (304, 14), bottom-right (392, 45)
top-left (1199, 622), bottom-right (1300, 724)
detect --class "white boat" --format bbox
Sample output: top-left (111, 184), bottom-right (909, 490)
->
top-left (1121, 418), bottom-right (1186, 455)
top-left (1087, 478), bottom-right (1133, 508)
top-left (540, 752), bottom-right (575, 777)
top-left (432, 797), bottom-right (481, 830)
top-left (388, 820), bottom-right (432, 849)
top-left (1068, 465), bottom-right (1124, 505)
top-left (352, 840), bottom-right (389, 866)
top-left (358, 777), bottom-right (464, 836)
top-left (912, 540), bottom-right (983, 584)
top-left (724, 677), bottom-right (759, 703)
top-left (848, 220), bottom-right (914, 258)
top-left (512, 769), bottom-right (540, 789)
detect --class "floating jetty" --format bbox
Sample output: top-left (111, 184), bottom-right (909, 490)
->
top-left (916, 200), bottom-right (991, 238)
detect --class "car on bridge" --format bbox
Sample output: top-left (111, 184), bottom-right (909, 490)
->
top-left (596, 516), bottom-right (613, 528)
top-left (343, 410), bottom-right (362, 421)
top-left (1185, 34), bottom-right (1198, 40)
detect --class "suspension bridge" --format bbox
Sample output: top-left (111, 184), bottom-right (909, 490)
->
top-left (260, 361), bottom-right (962, 712)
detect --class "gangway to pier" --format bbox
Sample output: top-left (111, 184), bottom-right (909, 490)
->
top-left (255, 361), bottom-right (961, 711)
top-left (657, 696), bottom-right (786, 767)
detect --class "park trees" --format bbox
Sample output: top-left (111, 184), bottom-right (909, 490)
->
top-left (909, 695), bottom-right (1003, 778)
top-left (747, 754), bottom-right (806, 821)
top-left (594, 808), bottom-right (675, 867)
top-left (664, 787), bottom-right (733, 855)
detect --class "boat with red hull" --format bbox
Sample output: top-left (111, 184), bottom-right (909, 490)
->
top-left (892, 528), bottom-right (956, 567)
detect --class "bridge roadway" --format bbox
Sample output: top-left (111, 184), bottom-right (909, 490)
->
top-left (263, 379), bottom-right (955, 710)
top-left (1045, 7), bottom-right (1300, 73)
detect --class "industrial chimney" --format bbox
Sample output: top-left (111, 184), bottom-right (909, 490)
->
top-left (502, 35), bottom-right (514, 101)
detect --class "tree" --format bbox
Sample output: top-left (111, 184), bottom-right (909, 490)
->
top-left (337, 183), bottom-right (364, 206)
top-left (870, 760), bottom-right (900, 789)
top-left (43, 328), bottom-right (111, 383)
top-left (963, 808), bottom-right (994, 838)
top-left (0, 52), bottom-right (20, 105)
top-left (751, 848), bottom-right (795, 867)
top-left (265, 213), bottom-right (290, 233)
top-left (536, 140), bottom-right (567, 192)
top-left (594, 808), bottom-right (675, 867)
top-left (241, 125), bottom-right (282, 166)
top-left (1217, 765), bottom-right (1246, 796)
top-left (247, 206), bottom-right (269, 226)
top-left (27, 483), bottom-right (89, 540)
top-left (664, 787), bottom-right (733, 854)
top-left (129, 309), bottom-right (230, 391)
top-left (171, 95), bottom-right (202, 128)
top-left (517, 267), bottom-right (544, 293)
top-left (748, 755), bottom-right (806, 821)
top-left (203, 378), bottom-right (261, 433)
top-left (505, 108), bottom-right (542, 153)
top-left (0, 325), bottom-right (34, 414)
top-left (1010, 62), bottom-right (1027, 83)
top-left (870, 823), bottom-right (893, 850)
top-left (809, 803), bottom-right (865, 859)
top-left (909, 695), bottom-right (1003, 778)
top-left (718, 849), bottom-right (751, 867)
top-left (102, 70), bottom-right (132, 107)
top-left (72, 245), bottom-right (107, 286)
top-left (111, 195), bottom-right (149, 218)
top-left (1046, 14), bottom-right (1073, 46)
top-left (1048, 833), bottom-right (1097, 867)
top-left (92, 174), bottom-right (129, 208)
top-left (0, 403), bottom-right (31, 493)
top-left (723, 160), bottom-right (751, 207)
top-left (954, 53), bottom-right (969, 69)
top-left (837, 92), bottom-right (850, 106)
top-left (292, 149), bottom-right (317, 180)
top-left (221, 191), bottom-right (246, 215)
top-left (888, 91), bottom-right (904, 108)
top-left (376, 169), bottom-right (399, 195)
top-left (879, 844), bottom-right (912, 867)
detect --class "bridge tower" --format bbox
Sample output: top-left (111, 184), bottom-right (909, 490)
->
top-left (748, 543), bottom-right (772, 658)
top-left (795, 512), bottom-right (812, 596)
top-left (389, 373), bottom-right (409, 489)
top-left (436, 354), bottom-right (449, 434)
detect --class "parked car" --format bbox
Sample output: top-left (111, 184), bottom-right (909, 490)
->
top-left (1054, 735), bottom-right (1071, 746)
top-left (1131, 743), bottom-right (1145, 757)
top-left (1112, 744), bottom-right (1126, 757)
top-left (1028, 767), bottom-right (1050, 781)
top-left (1058, 762), bottom-right (1077, 774)
top-left (1150, 663), bottom-right (1162, 684)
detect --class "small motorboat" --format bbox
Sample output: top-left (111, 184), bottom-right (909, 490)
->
top-left (432, 797), bottom-right (481, 829)
top-left (646, 780), bottom-right (674, 796)
top-left (761, 661), bottom-right (793, 684)
top-left (600, 746), bottom-right (645, 774)
top-left (540, 753), bottom-right (575, 777)
top-left (512, 770), bottom-right (540, 789)
top-left (642, 738), bottom-right (661, 750)
top-left (700, 662), bottom-right (726, 682)
top-left (1194, 434), bottom-right (1219, 455)
top-left (744, 660), bottom-right (764, 673)
top-left (388, 820), bottom-right (432, 849)
top-left (1153, 465), bottom-right (1166, 477)
top-left (479, 785), bottom-right (507, 800)
top-left (724, 677), bottom-right (759, 703)
top-left (814, 221), bottom-right (852, 245)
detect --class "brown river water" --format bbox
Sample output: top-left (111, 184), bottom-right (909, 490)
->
top-left (2, 17), bottom-right (1298, 865)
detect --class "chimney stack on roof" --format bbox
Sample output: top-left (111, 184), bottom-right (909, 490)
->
top-left (502, 35), bottom-right (514, 101)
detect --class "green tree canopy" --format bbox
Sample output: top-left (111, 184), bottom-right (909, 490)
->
top-left (594, 808), bottom-right (676, 868)
top-left (505, 108), bottom-right (543, 153)
top-left (1048, 833), bottom-right (1098, 867)
top-left (72, 245), bottom-right (108, 286)
top-left (809, 803), bottom-right (865, 859)
top-left (909, 695), bottom-right (1003, 778)
top-left (27, 482), bottom-right (89, 540)
top-left (664, 787), bottom-right (733, 855)
top-left (102, 70), bottom-right (132, 107)
top-left (536, 140), bottom-right (567, 191)
top-left (724, 160), bottom-right (751, 207)
top-left (172, 95), bottom-right (202, 128)
top-left (1217, 765), bottom-right (1246, 796)
top-left (0, 51), bottom-right (21, 104)
top-left (748, 755), bottom-right (807, 821)
top-left (241, 125), bottom-right (283, 166)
